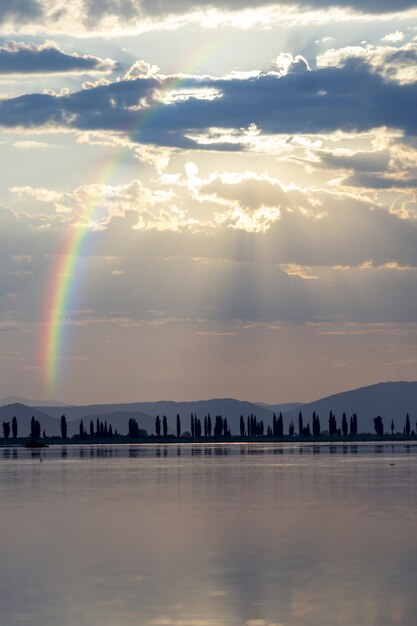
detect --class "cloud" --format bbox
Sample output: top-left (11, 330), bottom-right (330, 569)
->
top-left (317, 42), bottom-right (417, 84)
top-left (0, 40), bottom-right (116, 75)
top-left (0, 59), bottom-right (417, 149)
top-left (1, 176), bottom-right (417, 328)
top-left (382, 31), bottom-right (404, 43)
top-left (0, 1), bottom-right (416, 36)
top-left (12, 140), bottom-right (49, 148)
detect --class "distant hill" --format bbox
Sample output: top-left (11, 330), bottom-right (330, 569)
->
top-left (3, 382), bottom-right (415, 437)
top-left (0, 403), bottom-right (61, 437)
top-left (0, 396), bottom-right (69, 407)
top-left (37, 398), bottom-right (276, 434)
top-left (282, 381), bottom-right (417, 434)
top-left (256, 402), bottom-right (304, 413)
top-left (68, 411), bottom-right (168, 437)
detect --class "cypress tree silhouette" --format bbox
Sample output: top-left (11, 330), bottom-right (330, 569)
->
top-left (207, 414), bottom-right (212, 438)
top-left (349, 414), bottom-right (358, 436)
top-left (177, 414), bottom-right (181, 438)
top-left (96, 417), bottom-right (100, 436)
top-left (30, 417), bottom-right (41, 440)
top-left (312, 412), bottom-right (321, 437)
top-left (155, 416), bottom-right (161, 437)
top-left (191, 414), bottom-right (195, 438)
top-left (298, 411), bottom-right (304, 436)
top-left (214, 415), bottom-right (223, 437)
top-left (328, 411), bottom-right (337, 437)
top-left (391, 420), bottom-right (395, 436)
top-left (195, 418), bottom-right (202, 437)
top-left (277, 412), bottom-right (283, 437)
top-left (342, 413), bottom-right (348, 437)
top-left (289, 421), bottom-right (294, 437)
top-left (405, 414), bottom-right (411, 437)
top-left (240, 415), bottom-right (245, 437)
top-left (60, 415), bottom-right (67, 440)
top-left (90, 420), bottom-right (94, 438)
top-left (373, 416), bottom-right (384, 436)
top-left (162, 415), bottom-right (168, 438)
top-left (79, 419), bottom-right (85, 439)
top-left (128, 418), bottom-right (140, 438)
top-left (2, 421), bottom-right (10, 440)
top-left (12, 416), bottom-right (17, 439)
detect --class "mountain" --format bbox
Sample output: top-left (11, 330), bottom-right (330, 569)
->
top-left (256, 402), bottom-right (304, 413)
top-left (0, 396), bottom-right (69, 407)
top-left (0, 403), bottom-right (61, 437)
top-left (37, 398), bottom-right (276, 434)
top-left (282, 381), bottom-right (417, 434)
top-left (68, 411), bottom-right (167, 437)
top-left (5, 382), bottom-right (415, 437)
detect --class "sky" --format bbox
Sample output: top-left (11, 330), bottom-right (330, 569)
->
top-left (0, 0), bottom-right (416, 404)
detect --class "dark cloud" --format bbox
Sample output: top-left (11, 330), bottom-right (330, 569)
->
top-left (0, 0), bottom-right (42, 24)
top-left (0, 42), bottom-right (115, 75)
top-left (137, 0), bottom-right (417, 16)
top-left (344, 173), bottom-right (417, 189)
top-left (0, 61), bottom-right (416, 145)
top-left (0, 0), bottom-right (414, 30)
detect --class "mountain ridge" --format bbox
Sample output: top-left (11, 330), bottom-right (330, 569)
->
top-left (0, 381), bottom-right (415, 437)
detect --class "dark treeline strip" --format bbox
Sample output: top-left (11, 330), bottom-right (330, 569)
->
top-left (1, 411), bottom-right (416, 443)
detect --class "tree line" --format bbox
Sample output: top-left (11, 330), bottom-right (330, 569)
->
top-left (1, 410), bottom-right (416, 442)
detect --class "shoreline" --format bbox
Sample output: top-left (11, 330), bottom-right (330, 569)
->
top-left (1, 434), bottom-right (416, 447)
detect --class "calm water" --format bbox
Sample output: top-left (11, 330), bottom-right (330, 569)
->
top-left (0, 442), bottom-right (416, 626)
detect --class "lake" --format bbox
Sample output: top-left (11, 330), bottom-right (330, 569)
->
top-left (0, 442), bottom-right (416, 625)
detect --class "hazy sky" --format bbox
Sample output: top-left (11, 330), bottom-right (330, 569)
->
top-left (0, 0), bottom-right (416, 404)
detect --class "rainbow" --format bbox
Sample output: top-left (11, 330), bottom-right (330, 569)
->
top-left (42, 42), bottom-right (223, 391)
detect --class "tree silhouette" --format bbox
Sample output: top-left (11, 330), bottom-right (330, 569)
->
top-left (240, 415), bottom-right (245, 437)
top-left (30, 416), bottom-right (41, 440)
top-left (163, 415), bottom-right (168, 438)
top-left (190, 414), bottom-right (195, 438)
top-left (60, 415), bottom-right (68, 440)
top-left (405, 413), bottom-right (411, 438)
top-left (277, 412), bottom-right (284, 437)
top-left (207, 415), bottom-right (212, 438)
top-left (155, 416), bottom-right (161, 437)
top-left (312, 412), bottom-right (321, 437)
top-left (298, 411), bottom-right (304, 436)
top-left (328, 411), bottom-right (337, 437)
top-left (128, 418), bottom-right (140, 438)
top-left (373, 416), bottom-right (384, 436)
top-left (90, 420), bottom-right (94, 438)
top-left (12, 416), bottom-right (17, 439)
top-left (289, 421), bottom-right (294, 436)
top-left (350, 414), bottom-right (358, 436)
top-left (214, 415), bottom-right (223, 437)
top-left (79, 419), bottom-right (85, 439)
top-left (176, 414), bottom-right (181, 438)
top-left (342, 413), bottom-right (348, 437)
top-left (391, 420), bottom-right (395, 436)
top-left (2, 421), bottom-right (10, 440)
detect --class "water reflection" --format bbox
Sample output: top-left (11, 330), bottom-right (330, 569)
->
top-left (0, 442), bottom-right (416, 626)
